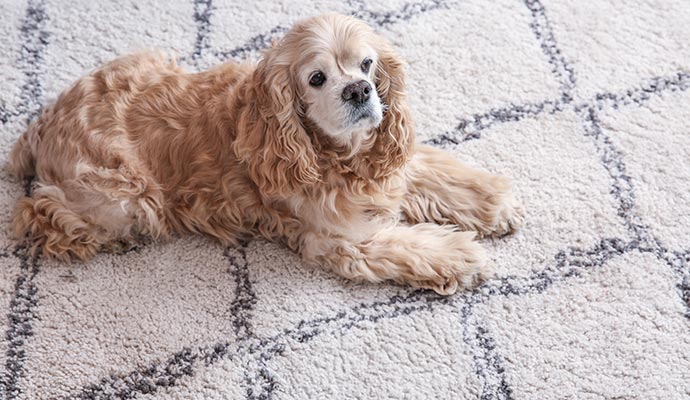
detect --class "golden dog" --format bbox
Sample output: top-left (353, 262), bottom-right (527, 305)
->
top-left (9, 14), bottom-right (525, 294)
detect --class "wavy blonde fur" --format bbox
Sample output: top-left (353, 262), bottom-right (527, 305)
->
top-left (8, 14), bottom-right (524, 294)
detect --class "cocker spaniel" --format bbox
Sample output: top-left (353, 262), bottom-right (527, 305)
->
top-left (8, 14), bottom-right (525, 294)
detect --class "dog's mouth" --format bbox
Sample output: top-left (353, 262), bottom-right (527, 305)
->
top-left (346, 101), bottom-right (382, 128)
top-left (351, 106), bottom-right (372, 122)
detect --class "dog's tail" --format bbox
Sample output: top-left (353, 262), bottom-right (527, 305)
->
top-left (8, 121), bottom-right (39, 179)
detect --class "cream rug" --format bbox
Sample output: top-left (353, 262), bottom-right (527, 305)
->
top-left (1, 0), bottom-right (690, 399)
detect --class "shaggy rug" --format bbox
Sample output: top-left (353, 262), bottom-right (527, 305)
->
top-left (1, 0), bottom-right (689, 399)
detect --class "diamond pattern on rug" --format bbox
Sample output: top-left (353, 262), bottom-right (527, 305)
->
top-left (271, 305), bottom-right (482, 399)
top-left (40, 0), bottom-right (197, 94)
top-left (20, 238), bottom-right (236, 399)
top-left (541, 0), bottom-right (690, 101)
top-left (598, 89), bottom-right (690, 252)
top-left (382, 0), bottom-right (562, 140)
top-left (450, 110), bottom-right (630, 278)
top-left (246, 240), bottom-right (412, 338)
top-left (0, 0), bottom-right (688, 399)
top-left (477, 251), bottom-right (690, 399)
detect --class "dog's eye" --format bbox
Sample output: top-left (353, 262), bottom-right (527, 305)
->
top-left (309, 71), bottom-right (326, 87)
top-left (361, 58), bottom-right (373, 73)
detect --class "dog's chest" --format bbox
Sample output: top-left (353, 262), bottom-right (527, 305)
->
top-left (289, 175), bottom-right (406, 238)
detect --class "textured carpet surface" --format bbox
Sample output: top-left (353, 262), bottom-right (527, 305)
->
top-left (1, 0), bottom-right (690, 399)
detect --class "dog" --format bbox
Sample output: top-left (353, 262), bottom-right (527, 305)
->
top-left (8, 13), bottom-right (525, 295)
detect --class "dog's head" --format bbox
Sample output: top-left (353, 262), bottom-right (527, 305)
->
top-left (235, 14), bottom-right (413, 196)
top-left (286, 14), bottom-right (385, 144)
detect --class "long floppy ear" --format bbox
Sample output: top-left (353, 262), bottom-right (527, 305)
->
top-left (233, 52), bottom-right (320, 197)
top-left (367, 38), bottom-right (415, 179)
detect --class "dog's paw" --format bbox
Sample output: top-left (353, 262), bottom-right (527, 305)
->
top-left (102, 239), bottom-right (139, 254)
top-left (413, 231), bottom-right (493, 295)
top-left (483, 193), bottom-right (525, 238)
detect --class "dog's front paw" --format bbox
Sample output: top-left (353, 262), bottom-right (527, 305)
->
top-left (413, 231), bottom-right (493, 295)
top-left (483, 193), bottom-right (525, 238)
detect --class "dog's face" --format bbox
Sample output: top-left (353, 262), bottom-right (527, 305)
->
top-left (276, 15), bottom-right (386, 145)
top-left (296, 32), bottom-right (384, 143)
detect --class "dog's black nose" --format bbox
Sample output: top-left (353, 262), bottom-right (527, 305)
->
top-left (342, 80), bottom-right (372, 104)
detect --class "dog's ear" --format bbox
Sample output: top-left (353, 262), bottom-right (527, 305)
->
top-left (234, 53), bottom-right (320, 197)
top-left (367, 37), bottom-right (415, 179)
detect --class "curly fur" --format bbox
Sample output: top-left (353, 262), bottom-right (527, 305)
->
top-left (8, 14), bottom-right (525, 294)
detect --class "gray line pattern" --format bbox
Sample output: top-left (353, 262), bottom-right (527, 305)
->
top-left (640, 242), bottom-right (690, 319)
top-left (66, 235), bottom-right (643, 399)
top-left (563, 18), bottom-right (690, 322)
top-left (450, 1), bottom-right (573, 396)
top-left (425, 98), bottom-right (564, 145)
top-left (427, 0), bottom-right (575, 146)
top-left (461, 303), bottom-right (514, 400)
top-left (1, 248), bottom-right (40, 400)
top-left (0, 0), bottom-right (49, 127)
top-left (0, 0), bottom-right (48, 398)
top-left (215, 25), bottom-right (289, 62)
top-left (572, 83), bottom-right (690, 318)
top-left (14, 0), bottom-right (49, 124)
top-left (0, 105), bottom-right (21, 126)
top-left (192, 0), bottom-right (213, 64)
top-left (584, 71), bottom-right (690, 112)
top-left (225, 243), bottom-right (256, 340)
top-left (578, 107), bottom-right (644, 237)
top-left (523, 0), bottom-right (576, 101)
top-left (76, 342), bottom-right (239, 399)
top-left (215, 0), bottom-right (448, 62)
top-left (351, 0), bottom-right (447, 27)
top-left (426, 69), bottom-right (690, 146)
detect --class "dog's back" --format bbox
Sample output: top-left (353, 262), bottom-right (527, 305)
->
top-left (8, 52), bottom-right (254, 260)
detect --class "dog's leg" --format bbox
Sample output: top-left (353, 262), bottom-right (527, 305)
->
top-left (401, 144), bottom-right (525, 237)
top-left (12, 165), bottom-right (166, 261)
top-left (13, 185), bottom-right (105, 261)
top-left (301, 223), bottom-right (489, 295)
